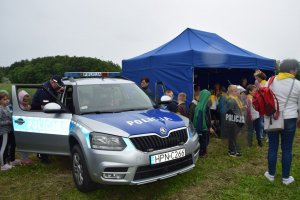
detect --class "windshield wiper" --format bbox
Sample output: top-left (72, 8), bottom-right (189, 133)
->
top-left (113, 108), bottom-right (151, 113)
top-left (81, 111), bottom-right (114, 115)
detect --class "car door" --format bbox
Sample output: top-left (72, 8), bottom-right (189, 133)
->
top-left (12, 84), bottom-right (72, 155)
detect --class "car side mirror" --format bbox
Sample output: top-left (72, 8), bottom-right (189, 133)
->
top-left (43, 102), bottom-right (64, 113)
top-left (159, 95), bottom-right (172, 104)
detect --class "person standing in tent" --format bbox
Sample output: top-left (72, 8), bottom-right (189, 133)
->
top-left (193, 89), bottom-right (213, 157)
top-left (218, 87), bottom-right (228, 138)
top-left (254, 70), bottom-right (267, 88)
top-left (165, 90), bottom-right (178, 113)
top-left (188, 90), bottom-right (199, 123)
top-left (177, 92), bottom-right (188, 117)
top-left (240, 77), bottom-right (248, 89)
top-left (140, 77), bottom-right (153, 100)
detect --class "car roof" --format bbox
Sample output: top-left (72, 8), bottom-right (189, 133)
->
top-left (63, 77), bottom-right (135, 86)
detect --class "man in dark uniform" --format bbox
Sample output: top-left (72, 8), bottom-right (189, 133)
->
top-left (31, 75), bottom-right (64, 163)
top-left (31, 75), bottom-right (64, 110)
top-left (165, 90), bottom-right (178, 113)
top-left (140, 77), bottom-right (153, 99)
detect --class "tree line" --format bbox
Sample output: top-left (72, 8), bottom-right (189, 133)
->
top-left (0, 55), bottom-right (121, 84)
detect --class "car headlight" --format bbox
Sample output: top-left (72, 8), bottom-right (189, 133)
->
top-left (188, 123), bottom-right (197, 137)
top-left (90, 132), bottom-right (126, 151)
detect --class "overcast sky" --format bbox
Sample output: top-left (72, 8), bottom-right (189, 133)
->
top-left (0, 0), bottom-right (299, 67)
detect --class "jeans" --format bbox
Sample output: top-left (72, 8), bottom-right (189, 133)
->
top-left (199, 131), bottom-right (209, 156)
top-left (248, 118), bottom-right (263, 146)
top-left (228, 126), bottom-right (240, 153)
top-left (7, 131), bottom-right (16, 162)
top-left (267, 118), bottom-right (297, 178)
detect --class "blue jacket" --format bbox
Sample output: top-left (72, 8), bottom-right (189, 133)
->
top-left (31, 81), bottom-right (58, 110)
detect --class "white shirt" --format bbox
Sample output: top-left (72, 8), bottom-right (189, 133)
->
top-left (210, 97), bottom-right (218, 110)
top-left (250, 98), bottom-right (260, 120)
top-left (269, 77), bottom-right (300, 119)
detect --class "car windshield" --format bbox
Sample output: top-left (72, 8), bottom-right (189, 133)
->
top-left (77, 83), bottom-right (154, 114)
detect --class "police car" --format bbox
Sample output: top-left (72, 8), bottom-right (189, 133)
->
top-left (11, 72), bottom-right (200, 192)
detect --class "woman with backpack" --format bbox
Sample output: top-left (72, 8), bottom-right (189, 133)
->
top-left (264, 59), bottom-right (300, 185)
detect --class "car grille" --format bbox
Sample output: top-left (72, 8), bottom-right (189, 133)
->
top-left (133, 154), bottom-right (193, 181)
top-left (130, 128), bottom-right (188, 152)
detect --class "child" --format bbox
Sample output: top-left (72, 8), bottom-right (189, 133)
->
top-left (218, 87), bottom-right (228, 138)
top-left (188, 90), bottom-right (199, 123)
top-left (254, 70), bottom-right (267, 88)
top-left (224, 85), bottom-right (244, 157)
top-left (18, 90), bottom-right (33, 165)
top-left (193, 89), bottom-right (213, 157)
top-left (246, 85), bottom-right (263, 147)
top-left (210, 90), bottom-right (218, 122)
top-left (177, 92), bottom-right (188, 117)
top-left (0, 91), bottom-right (13, 170)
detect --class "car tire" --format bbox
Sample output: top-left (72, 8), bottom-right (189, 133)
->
top-left (71, 145), bottom-right (97, 192)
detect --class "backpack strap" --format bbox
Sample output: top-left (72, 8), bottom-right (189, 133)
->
top-left (267, 76), bottom-right (275, 88)
top-left (267, 76), bottom-right (280, 119)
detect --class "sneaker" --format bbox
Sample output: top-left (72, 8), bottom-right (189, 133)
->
top-left (228, 152), bottom-right (236, 157)
top-left (282, 176), bottom-right (295, 185)
top-left (10, 159), bottom-right (21, 166)
top-left (1, 164), bottom-right (13, 171)
top-left (264, 171), bottom-right (275, 182)
top-left (235, 152), bottom-right (242, 157)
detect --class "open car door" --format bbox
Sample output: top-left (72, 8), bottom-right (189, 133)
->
top-left (12, 84), bottom-right (72, 155)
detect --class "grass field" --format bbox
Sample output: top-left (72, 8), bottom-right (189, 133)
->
top-left (0, 84), bottom-right (12, 95)
top-left (1, 131), bottom-right (300, 200)
top-left (1, 83), bottom-right (300, 199)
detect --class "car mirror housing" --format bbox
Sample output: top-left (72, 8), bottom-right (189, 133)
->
top-left (43, 102), bottom-right (63, 113)
top-left (159, 95), bottom-right (172, 104)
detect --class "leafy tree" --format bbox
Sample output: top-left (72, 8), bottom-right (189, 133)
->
top-left (1, 77), bottom-right (11, 83)
top-left (6, 56), bottom-right (121, 83)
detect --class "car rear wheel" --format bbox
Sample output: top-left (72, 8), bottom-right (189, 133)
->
top-left (71, 145), bottom-right (97, 192)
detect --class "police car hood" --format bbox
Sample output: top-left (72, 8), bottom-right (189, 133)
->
top-left (80, 109), bottom-right (186, 136)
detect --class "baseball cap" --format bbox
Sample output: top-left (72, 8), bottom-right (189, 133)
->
top-left (51, 75), bottom-right (65, 87)
top-left (237, 85), bottom-right (246, 94)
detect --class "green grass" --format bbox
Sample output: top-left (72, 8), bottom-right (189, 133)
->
top-left (1, 131), bottom-right (300, 200)
top-left (1, 82), bottom-right (300, 199)
top-left (0, 83), bottom-right (12, 95)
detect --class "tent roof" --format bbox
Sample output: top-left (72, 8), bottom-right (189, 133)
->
top-left (123, 28), bottom-right (276, 70)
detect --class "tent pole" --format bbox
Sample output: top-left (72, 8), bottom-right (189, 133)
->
top-left (208, 71), bottom-right (210, 89)
top-left (192, 67), bottom-right (194, 94)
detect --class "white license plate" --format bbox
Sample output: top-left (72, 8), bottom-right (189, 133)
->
top-left (150, 148), bottom-right (185, 165)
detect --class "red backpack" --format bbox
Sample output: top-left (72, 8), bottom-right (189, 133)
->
top-left (252, 76), bottom-right (279, 119)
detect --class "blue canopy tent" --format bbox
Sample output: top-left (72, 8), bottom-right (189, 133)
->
top-left (122, 28), bottom-right (276, 104)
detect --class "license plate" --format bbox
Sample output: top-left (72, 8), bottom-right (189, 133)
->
top-left (150, 148), bottom-right (185, 165)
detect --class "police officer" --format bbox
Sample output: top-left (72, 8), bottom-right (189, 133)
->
top-left (31, 75), bottom-right (65, 163)
top-left (31, 75), bottom-right (65, 110)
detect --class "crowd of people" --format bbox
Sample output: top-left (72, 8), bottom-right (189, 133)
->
top-left (1, 59), bottom-right (300, 186)
top-left (141, 58), bottom-right (300, 185)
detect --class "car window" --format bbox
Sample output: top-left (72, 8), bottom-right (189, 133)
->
top-left (77, 83), bottom-right (154, 114)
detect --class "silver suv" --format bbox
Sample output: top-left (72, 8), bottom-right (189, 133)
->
top-left (12, 72), bottom-right (200, 192)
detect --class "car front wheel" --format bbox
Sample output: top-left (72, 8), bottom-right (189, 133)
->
top-left (71, 145), bottom-right (97, 192)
